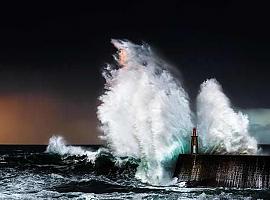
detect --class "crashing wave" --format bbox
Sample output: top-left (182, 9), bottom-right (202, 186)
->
top-left (46, 135), bottom-right (101, 163)
top-left (97, 39), bottom-right (193, 185)
top-left (46, 135), bottom-right (139, 173)
top-left (46, 40), bottom-right (258, 186)
top-left (196, 79), bottom-right (257, 154)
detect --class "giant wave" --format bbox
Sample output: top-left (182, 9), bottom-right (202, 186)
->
top-left (47, 39), bottom-right (257, 186)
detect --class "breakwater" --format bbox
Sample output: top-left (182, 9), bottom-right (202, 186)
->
top-left (174, 154), bottom-right (270, 188)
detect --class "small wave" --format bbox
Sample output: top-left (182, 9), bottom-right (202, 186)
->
top-left (46, 136), bottom-right (139, 178)
top-left (46, 135), bottom-right (103, 163)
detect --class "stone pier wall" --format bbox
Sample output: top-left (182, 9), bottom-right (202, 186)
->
top-left (173, 154), bottom-right (270, 188)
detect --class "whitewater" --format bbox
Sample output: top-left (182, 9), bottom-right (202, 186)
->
top-left (47, 39), bottom-right (257, 186)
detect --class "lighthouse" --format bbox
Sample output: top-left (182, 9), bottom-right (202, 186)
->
top-left (191, 128), bottom-right (199, 154)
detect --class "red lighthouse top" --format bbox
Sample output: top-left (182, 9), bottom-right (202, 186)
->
top-left (192, 128), bottom-right (197, 137)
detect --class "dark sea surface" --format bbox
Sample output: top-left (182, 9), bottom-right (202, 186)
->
top-left (0, 145), bottom-right (270, 200)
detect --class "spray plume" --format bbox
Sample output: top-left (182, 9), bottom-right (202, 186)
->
top-left (97, 39), bottom-right (193, 185)
top-left (196, 79), bottom-right (257, 154)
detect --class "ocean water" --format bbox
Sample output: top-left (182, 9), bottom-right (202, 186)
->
top-left (0, 145), bottom-right (269, 200)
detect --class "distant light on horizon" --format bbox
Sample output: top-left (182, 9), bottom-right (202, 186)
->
top-left (0, 93), bottom-right (101, 144)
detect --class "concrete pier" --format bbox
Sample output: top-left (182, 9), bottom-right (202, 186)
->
top-left (174, 154), bottom-right (270, 188)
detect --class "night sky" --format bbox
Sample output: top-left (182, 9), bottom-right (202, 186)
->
top-left (0, 1), bottom-right (270, 144)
